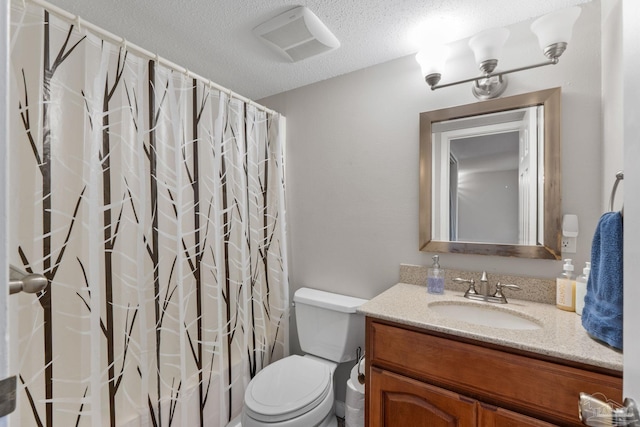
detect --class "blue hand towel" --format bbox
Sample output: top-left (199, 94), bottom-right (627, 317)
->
top-left (581, 212), bottom-right (623, 350)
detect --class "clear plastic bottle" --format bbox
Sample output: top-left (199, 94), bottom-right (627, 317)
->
top-left (427, 255), bottom-right (445, 294)
top-left (575, 261), bottom-right (590, 316)
top-left (556, 258), bottom-right (575, 311)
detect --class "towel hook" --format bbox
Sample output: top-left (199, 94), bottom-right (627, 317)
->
top-left (609, 171), bottom-right (624, 212)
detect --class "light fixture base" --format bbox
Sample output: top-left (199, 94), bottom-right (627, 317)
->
top-left (478, 59), bottom-right (498, 75)
top-left (471, 74), bottom-right (508, 100)
top-left (425, 73), bottom-right (442, 88)
top-left (543, 42), bottom-right (567, 60)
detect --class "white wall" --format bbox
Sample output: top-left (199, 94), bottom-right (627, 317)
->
top-left (261, 1), bottom-right (602, 303)
top-left (621, 0), bottom-right (640, 402)
top-left (599, 0), bottom-right (640, 399)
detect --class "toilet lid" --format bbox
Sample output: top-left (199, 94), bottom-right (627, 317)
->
top-left (244, 355), bottom-right (332, 423)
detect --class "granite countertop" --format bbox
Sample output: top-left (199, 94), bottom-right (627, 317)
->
top-left (358, 283), bottom-right (623, 372)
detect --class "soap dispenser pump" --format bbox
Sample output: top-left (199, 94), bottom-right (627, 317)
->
top-left (575, 261), bottom-right (590, 315)
top-left (427, 255), bottom-right (445, 294)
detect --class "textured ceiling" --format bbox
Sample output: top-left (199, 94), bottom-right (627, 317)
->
top-left (45, 0), bottom-right (592, 100)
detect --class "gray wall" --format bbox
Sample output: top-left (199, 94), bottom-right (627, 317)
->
top-left (601, 0), bottom-right (623, 212)
top-left (261, 1), bottom-right (603, 304)
top-left (457, 169), bottom-right (519, 244)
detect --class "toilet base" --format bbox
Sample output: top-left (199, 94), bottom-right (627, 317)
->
top-left (226, 415), bottom-right (242, 427)
top-left (228, 412), bottom-right (338, 427)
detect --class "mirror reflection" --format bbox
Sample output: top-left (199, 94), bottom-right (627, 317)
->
top-left (419, 88), bottom-right (562, 259)
top-left (432, 106), bottom-right (543, 246)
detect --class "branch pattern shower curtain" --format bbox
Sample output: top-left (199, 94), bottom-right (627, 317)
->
top-left (8, 2), bottom-right (289, 426)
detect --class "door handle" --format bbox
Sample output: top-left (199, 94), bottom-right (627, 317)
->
top-left (579, 392), bottom-right (640, 426)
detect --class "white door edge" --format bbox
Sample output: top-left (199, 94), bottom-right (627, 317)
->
top-left (0, 0), bottom-right (11, 425)
top-left (623, 0), bottom-right (640, 402)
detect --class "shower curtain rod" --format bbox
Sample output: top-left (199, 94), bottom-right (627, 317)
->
top-left (25, 0), bottom-right (279, 116)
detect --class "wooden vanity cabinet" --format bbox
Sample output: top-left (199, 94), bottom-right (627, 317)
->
top-left (365, 318), bottom-right (623, 427)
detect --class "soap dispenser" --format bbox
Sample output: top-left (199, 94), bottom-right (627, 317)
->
top-left (556, 258), bottom-right (576, 311)
top-left (575, 261), bottom-right (590, 315)
top-left (427, 255), bottom-right (445, 294)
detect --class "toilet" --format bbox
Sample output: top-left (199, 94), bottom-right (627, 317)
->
top-left (237, 287), bottom-right (367, 427)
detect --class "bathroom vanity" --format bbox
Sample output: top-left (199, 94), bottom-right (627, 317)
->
top-left (359, 284), bottom-right (623, 427)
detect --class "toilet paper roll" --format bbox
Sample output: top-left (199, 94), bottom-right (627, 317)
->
top-left (345, 402), bottom-right (365, 427)
top-left (348, 358), bottom-right (365, 394)
top-left (345, 379), bottom-right (365, 409)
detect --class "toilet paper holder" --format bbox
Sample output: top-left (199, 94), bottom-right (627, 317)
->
top-left (356, 347), bottom-right (365, 385)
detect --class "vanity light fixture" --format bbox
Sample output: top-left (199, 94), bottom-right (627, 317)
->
top-left (415, 6), bottom-right (581, 100)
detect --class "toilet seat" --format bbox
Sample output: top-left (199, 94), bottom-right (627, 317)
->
top-left (244, 355), bottom-right (332, 423)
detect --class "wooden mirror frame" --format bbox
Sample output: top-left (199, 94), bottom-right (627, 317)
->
top-left (419, 87), bottom-right (562, 259)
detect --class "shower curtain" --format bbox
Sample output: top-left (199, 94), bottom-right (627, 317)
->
top-left (8, 2), bottom-right (289, 426)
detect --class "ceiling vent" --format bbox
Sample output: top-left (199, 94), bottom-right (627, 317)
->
top-left (254, 6), bottom-right (340, 62)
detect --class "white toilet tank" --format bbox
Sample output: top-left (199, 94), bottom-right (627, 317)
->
top-left (293, 288), bottom-right (367, 363)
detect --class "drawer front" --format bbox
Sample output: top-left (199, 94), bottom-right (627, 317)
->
top-left (478, 403), bottom-right (559, 426)
top-left (368, 319), bottom-right (622, 426)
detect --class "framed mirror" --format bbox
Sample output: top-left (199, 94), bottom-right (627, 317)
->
top-left (419, 87), bottom-right (561, 259)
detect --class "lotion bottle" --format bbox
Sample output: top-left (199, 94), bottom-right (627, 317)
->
top-left (575, 262), bottom-right (590, 315)
top-left (556, 258), bottom-right (576, 311)
top-left (427, 255), bottom-right (445, 294)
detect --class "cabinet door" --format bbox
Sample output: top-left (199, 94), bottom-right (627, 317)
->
top-left (478, 403), bottom-right (559, 427)
top-left (369, 367), bottom-right (477, 427)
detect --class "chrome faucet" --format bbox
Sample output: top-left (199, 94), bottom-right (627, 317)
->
top-left (492, 282), bottom-right (522, 303)
top-left (453, 277), bottom-right (477, 298)
top-left (479, 271), bottom-right (490, 296)
top-left (454, 272), bottom-right (521, 304)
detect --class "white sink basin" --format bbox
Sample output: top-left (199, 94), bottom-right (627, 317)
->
top-left (428, 302), bottom-right (542, 330)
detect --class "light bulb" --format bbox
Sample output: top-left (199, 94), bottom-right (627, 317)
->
top-left (531, 6), bottom-right (581, 59)
top-left (415, 44), bottom-right (450, 79)
top-left (468, 27), bottom-right (510, 73)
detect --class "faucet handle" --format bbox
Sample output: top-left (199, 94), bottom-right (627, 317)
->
top-left (493, 282), bottom-right (521, 302)
top-left (454, 278), bottom-right (478, 297)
